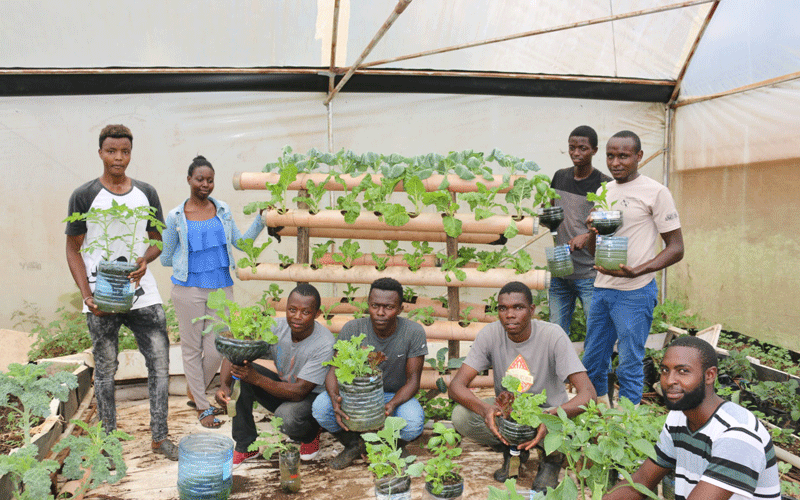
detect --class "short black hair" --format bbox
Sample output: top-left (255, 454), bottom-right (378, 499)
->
top-left (666, 335), bottom-right (718, 372)
top-left (610, 130), bottom-right (642, 153)
top-left (289, 283), bottom-right (321, 312)
top-left (369, 277), bottom-right (403, 304)
top-left (99, 124), bottom-right (133, 149)
top-left (569, 125), bottom-right (598, 149)
top-left (498, 281), bottom-right (533, 305)
top-left (188, 155), bottom-right (214, 176)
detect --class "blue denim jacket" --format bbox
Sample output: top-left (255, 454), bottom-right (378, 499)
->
top-left (160, 197), bottom-right (265, 282)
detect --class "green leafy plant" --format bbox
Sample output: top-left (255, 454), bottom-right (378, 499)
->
top-left (423, 191), bottom-right (461, 238)
top-left (194, 289), bottom-right (278, 342)
top-left (311, 240), bottom-right (334, 269)
top-left (543, 399), bottom-right (665, 500)
top-left (403, 241), bottom-right (434, 272)
top-left (718, 349), bottom-right (756, 381)
top-left (276, 252), bottom-right (295, 268)
top-left (437, 252), bottom-right (468, 283)
top-left (0, 362), bottom-right (78, 446)
top-left (262, 283), bottom-right (284, 303)
top-left (487, 478), bottom-right (528, 500)
top-left (403, 176), bottom-right (427, 216)
top-left (461, 181), bottom-right (508, 221)
top-left (586, 181), bottom-right (618, 211)
top-left (499, 376), bottom-right (547, 428)
top-left (749, 379), bottom-right (800, 421)
top-left (363, 416), bottom-right (424, 480)
top-left (459, 306), bottom-right (476, 326)
top-left (351, 298), bottom-right (369, 319)
top-left (384, 239), bottom-right (404, 257)
top-left (475, 247), bottom-right (511, 272)
top-left (341, 283), bottom-right (361, 304)
top-left (63, 200), bottom-right (164, 262)
top-left (432, 295), bottom-right (448, 308)
top-left (425, 347), bottom-right (464, 394)
top-left (508, 251), bottom-right (533, 274)
top-left (256, 163), bottom-right (298, 213)
top-left (483, 294), bottom-right (499, 315)
top-left (331, 239), bottom-right (363, 269)
top-left (13, 302), bottom-right (91, 361)
top-left (248, 416), bottom-right (297, 459)
top-left (235, 237), bottom-right (271, 274)
top-left (779, 462), bottom-right (800, 499)
top-left (487, 149), bottom-right (540, 177)
top-left (531, 174), bottom-right (560, 209)
top-left (292, 175), bottom-right (331, 214)
top-left (320, 303), bottom-right (338, 325)
top-left (0, 444), bottom-right (59, 500)
top-left (408, 306), bottom-right (436, 326)
top-left (649, 300), bottom-right (700, 334)
top-left (417, 392), bottom-right (456, 421)
top-left (504, 177), bottom-right (537, 218)
top-left (53, 420), bottom-right (133, 498)
top-left (371, 252), bottom-right (390, 271)
top-left (423, 422), bottom-right (463, 495)
top-left (324, 333), bottom-right (378, 384)
top-left (333, 174), bottom-right (365, 225)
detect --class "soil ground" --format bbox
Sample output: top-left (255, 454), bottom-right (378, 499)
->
top-left (78, 389), bottom-right (545, 500)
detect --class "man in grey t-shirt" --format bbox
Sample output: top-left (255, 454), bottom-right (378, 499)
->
top-left (215, 284), bottom-right (335, 465)
top-left (312, 277), bottom-right (427, 470)
top-left (449, 281), bottom-right (596, 492)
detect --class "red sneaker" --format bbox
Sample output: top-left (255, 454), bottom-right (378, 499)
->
top-left (300, 429), bottom-right (321, 461)
top-left (233, 450), bottom-right (259, 465)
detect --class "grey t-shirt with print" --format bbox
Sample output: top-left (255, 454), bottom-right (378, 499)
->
top-left (463, 320), bottom-right (585, 408)
top-left (338, 317), bottom-right (428, 394)
top-left (264, 318), bottom-right (335, 394)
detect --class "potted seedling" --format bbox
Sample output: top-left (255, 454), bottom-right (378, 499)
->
top-left (195, 289), bottom-right (279, 416)
top-left (587, 182), bottom-right (622, 235)
top-left (529, 175), bottom-right (563, 237)
top-left (422, 422), bottom-right (464, 499)
top-left (248, 416), bottom-right (301, 494)
top-left (324, 334), bottom-right (388, 431)
top-left (364, 416), bottom-right (424, 500)
top-left (495, 376), bottom-right (547, 446)
top-left (63, 200), bottom-right (164, 313)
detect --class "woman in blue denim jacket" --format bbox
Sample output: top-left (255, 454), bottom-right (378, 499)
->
top-left (160, 155), bottom-right (265, 427)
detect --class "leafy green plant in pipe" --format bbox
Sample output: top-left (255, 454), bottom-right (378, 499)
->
top-left (292, 175), bottom-right (332, 214)
top-left (408, 306), bottom-right (436, 327)
top-left (403, 241), bottom-right (434, 272)
top-left (436, 252), bottom-right (468, 283)
top-left (331, 239), bottom-right (362, 269)
top-left (235, 237), bottom-right (271, 274)
top-left (311, 240), bottom-right (334, 269)
top-left (425, 347), bottom-right (464, 395)
top-left (461, 181), bottom-right (509, 221)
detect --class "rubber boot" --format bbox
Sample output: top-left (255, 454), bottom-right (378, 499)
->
top-left (398, 439), bottom-right (411, 459)
top-left (329, 431), bottom-right (364, 470)
top-left (493, 447), bottom-right (530, 482)
top-left (531, 451), bottom-right (564, 493)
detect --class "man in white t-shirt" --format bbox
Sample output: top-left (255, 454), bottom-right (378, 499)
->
top-left (603, 336), bottom-right (780, 500)
top-left (448, 281), bottom-right (596, 492)
top-left (65, 124), bottom-right (177, 460)
top-left (582, 130), bottom-right (684, 405)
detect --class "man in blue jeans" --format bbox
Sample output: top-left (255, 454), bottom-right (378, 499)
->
top-left (582, 130), bottom-right (684, 405)
top-left (548, 125), bottom-right (611, 338)
top-left (312, 277), bottom-right (427, 470)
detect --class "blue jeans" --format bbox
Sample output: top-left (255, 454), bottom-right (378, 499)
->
top-left (582, 280), bottom-right (658, 405)
top-left (312, 391), bottom-right (425, 441)
top-left (548, 277), bottom-right (595, 337)
top-left (87, 304), bottom-right (170, 442)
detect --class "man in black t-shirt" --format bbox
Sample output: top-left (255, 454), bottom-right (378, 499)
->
top-left (548, 126), bottom-right (611, 338)
top-left (65, 124), bottom-right (177, 460)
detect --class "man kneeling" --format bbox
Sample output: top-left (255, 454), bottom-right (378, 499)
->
top-left (448, 281), bottom-right (595, 492)
top-left (312, 278), bottom-right (427, 469)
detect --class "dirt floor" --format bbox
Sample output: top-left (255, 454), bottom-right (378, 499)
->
top-left (81, 389), bottom-right (545, 500)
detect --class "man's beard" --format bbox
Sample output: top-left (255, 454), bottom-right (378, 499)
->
top-left (663, 382), bottom-right (705, 411)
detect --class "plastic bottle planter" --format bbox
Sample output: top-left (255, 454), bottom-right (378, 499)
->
top-left (178, 433), bottom-right (234, 500)
top-left (661, 469), bottom-right (675, 500)
top-left (538, 206), bottom-right (564, 236)
top-left (594, 236), bottom-right (628, 272)
top-left (545, 245), bottom-right (574, 278)
top-left (214, 334), bottom-right (272, 366)
top-left (94, 260), bottom-right (138, 313)
top-left (424, 480), bottom-right (464, 500)
top-left (375, 475), bottom-right (412, 500)
top-left (279, 449), bottom-right (302, 494)
top-left (590, 210), bottom-right (623, 236)
top-left (339, 371), bottom-right (386, 432)
top-left (497, 417), bottom-right (537, 446)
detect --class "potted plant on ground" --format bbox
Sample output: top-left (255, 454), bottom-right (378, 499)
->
top-left (63, 200), bottom-right (164, 313)
top-left (364, 416), bottom-right (424, 500)
top-left (249, 416), bottom-right (301, 494)
top-left (422, 422), bottom-right (464, 499)
top-left (323, 334), bottom-right (387, 431)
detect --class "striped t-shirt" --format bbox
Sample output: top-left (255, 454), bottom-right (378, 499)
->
top-left (653, 401), bottom-right (780, 500)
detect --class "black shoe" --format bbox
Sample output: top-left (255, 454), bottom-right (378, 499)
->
top-left (531, 452), bottom-right (563, 492)
top-left (329, 431), bottom-right (364, 470)
top-left (493, 447), bottom-right (511, 482)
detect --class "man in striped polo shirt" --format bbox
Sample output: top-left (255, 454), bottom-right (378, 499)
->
top-left (604, 336), bottom-right (780, 500)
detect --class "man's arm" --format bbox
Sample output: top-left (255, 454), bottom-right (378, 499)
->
top-left (603, 459), bottom-right (670, 500)
top-left (448, 364), bottom-right (507, 445)
top-left (66, 234), bottom-right (105, 316)
top-left (385, 355), bottom-right (424, 416)
top-left (215, 358), bottom-right (235, 406)
top-left (128, 230), bottom-right (163, 283)
top-left (596, 227), bottom-right (683, 278)
top-left (324, 365), bottom-right (352, 431)
top-left (230, 360), bottom-right (317, 402)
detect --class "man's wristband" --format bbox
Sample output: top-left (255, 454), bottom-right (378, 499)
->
top-left (83, 296), bottom-right (92, 306)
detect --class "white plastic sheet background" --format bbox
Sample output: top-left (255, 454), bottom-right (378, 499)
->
top-left (0, 91), bottom-right (662, 325)
top-left (670, 79), bottom-right (800, 350)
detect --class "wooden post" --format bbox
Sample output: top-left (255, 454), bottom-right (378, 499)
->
top-left (295, 190), bottom-right (310, 285)
top-left (447, 192), bottom-right (460, 359)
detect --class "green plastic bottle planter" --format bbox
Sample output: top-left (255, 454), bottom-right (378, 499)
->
top-left (545, 244), bottom-right (574, 278)
top-left (595, 236), bottom-right (628, 271)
